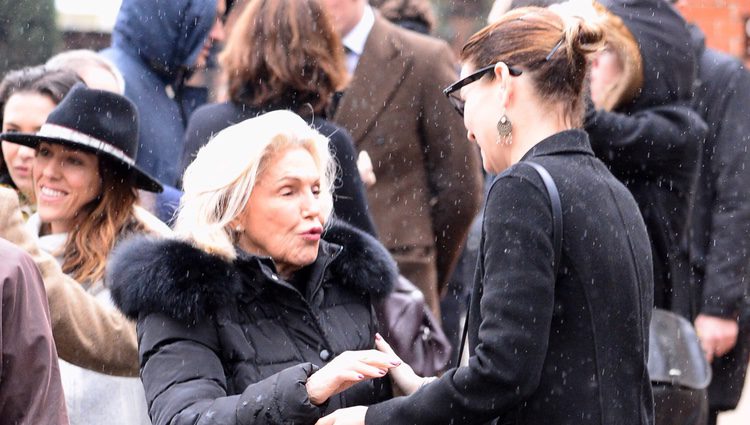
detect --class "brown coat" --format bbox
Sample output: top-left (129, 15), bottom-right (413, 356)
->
top-left (0, 187), bottom-right (139, 377)
top-left (334, 14), bottom-right (482, 311)
top-left (0, 238), bottom-right (68, 425)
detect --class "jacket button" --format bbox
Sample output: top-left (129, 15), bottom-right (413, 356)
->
top-left (319, 349), bottom-right (331, 362)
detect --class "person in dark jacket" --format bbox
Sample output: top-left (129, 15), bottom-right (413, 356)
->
top-left (582, 0), bottom-right (706, 314)
top-left (101, 0), bottom-right (226, 187)
top-left (318, 7), bottom-right (654, 425)
top-left (108, 110), bottom-right (400, 425)
top-left (182, 0), bottom-right (376, 235)
top-left (681, 20), bottom-right (750, 425)
top-left (0, 237), bottom-right (68, 425)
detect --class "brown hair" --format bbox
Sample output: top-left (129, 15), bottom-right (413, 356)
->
top-left (461, 6), bottom-right (604, 127)
top-left (593, 3), bottom-right (642, 111)
top-left (219, 0), bottom-right (348, 116)
top-left (62, 157), bottom-right (142, 284)
top-left (0, 66), bottom-right (80, 182)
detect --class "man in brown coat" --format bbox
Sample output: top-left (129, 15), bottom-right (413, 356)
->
top-left (324, 0), bottom-right (483, 316)
top-left (0, 187), bottom-right (138, 376)
top-left (0, 237), bottom-right (68, 424)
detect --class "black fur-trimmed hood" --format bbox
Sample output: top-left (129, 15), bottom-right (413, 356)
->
top-left (107, 220), bottom-right (397, 323)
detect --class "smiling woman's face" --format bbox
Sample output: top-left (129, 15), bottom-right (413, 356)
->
top-left (33, 142), bottom-right (102, 234)
top-left (1, 92), bottom-right (57, 198)
top-left (233, 147), bottom-right (325, 278)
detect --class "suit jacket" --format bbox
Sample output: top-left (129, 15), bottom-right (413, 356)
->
top-left (333, 14), bottom-right (482, 290)
top-left (0, 187), bottom-right (139, 376)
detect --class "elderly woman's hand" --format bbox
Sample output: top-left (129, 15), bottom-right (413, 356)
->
top-left (374, 333), bottom-right (436, 396)
top-left (305, 349), bottom-right (401, 405)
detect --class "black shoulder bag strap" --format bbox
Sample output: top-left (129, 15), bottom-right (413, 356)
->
top-left (456, 161), bottom-right (563, 366)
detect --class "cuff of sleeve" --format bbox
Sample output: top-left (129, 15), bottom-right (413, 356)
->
top-left (365, 397), bottom-right (401, 425)
top-left (237, 362), bottom-right (326, 423)
top-left (699, 301), bottom-right (739, 319)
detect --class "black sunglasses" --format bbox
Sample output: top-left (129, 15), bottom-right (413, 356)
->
top-left (443, 63), bottom-right (523, 117)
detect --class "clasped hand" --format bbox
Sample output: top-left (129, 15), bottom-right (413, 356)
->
top-left (315, 334), bottom-right (437, 425)
top-left (305, 348), bottom-right (401, 405)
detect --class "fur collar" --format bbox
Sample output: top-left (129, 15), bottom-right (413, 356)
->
top-left (107, 220), bottom-right (396, 323)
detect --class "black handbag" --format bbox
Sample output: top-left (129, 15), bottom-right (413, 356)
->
top-left (649, 309), bottom-right (711, 425)
top-left (375, 275), bottom-right (452, 377)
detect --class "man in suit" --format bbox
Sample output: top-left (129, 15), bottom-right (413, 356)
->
top-left (323, 0), bottom-right (483, 317)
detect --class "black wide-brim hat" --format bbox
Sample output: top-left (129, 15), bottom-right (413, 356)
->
top-left (1, 83), bottom-right (163, 193)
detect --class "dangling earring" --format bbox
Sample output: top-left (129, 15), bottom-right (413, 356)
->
top-left (497, 114), bottom-right (512, 145)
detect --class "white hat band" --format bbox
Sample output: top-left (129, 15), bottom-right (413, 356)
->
top-left (37, 123), bottom-right (135, 167)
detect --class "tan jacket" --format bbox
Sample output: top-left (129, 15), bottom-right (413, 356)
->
top-left (0, 187), bottom-right (139, 377)
top-left (334, 14), bottom-right (483, 291)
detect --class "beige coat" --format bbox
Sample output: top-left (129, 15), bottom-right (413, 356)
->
top-left (0, 187), bottom-right (139, 377)
top-left (334, 14), bottom-right (483, 313)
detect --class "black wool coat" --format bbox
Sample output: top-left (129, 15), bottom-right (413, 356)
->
top-left (108, 222), bottom-right (396, 425)
top-left (366, 130), bottom-right (655, 425)
top-left (687, 25), bottom-right (750, 411)
top-left (181, 102), bottom-right (377, 236)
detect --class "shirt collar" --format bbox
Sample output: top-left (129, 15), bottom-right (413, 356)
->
top-left (342, 5), bottom-right (375, 56)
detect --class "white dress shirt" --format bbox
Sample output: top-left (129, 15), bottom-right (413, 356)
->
top-left (341, 5), bottom-right (375, 75)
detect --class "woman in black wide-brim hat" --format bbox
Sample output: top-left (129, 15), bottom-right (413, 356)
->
top-left (0, 83), bottom-right (169, 425)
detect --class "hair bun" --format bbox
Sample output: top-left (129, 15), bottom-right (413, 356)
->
top-left (565, 16), bottom-right (605, 57)
top-left (550, 0), bottom-right (606, 58)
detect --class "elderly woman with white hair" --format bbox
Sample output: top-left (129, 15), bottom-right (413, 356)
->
top-left (108, 110), bottom-right (399, 425)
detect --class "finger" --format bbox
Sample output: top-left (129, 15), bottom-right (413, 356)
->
top-left (704, 348), bottom-right (714, 363)
top-left (349, 364), bottom-right (389, 379)
top-left (357, 349), bottom-right (401, 368)
top-left (375, 334), bottom-right (398, 357)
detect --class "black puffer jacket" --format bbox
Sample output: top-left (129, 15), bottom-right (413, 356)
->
top-left (108, 222), bottom-right (396, 425)
top-left (587, 0), bottom-right (707, 310)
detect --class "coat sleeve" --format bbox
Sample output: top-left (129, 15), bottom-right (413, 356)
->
top-left (0, 187), bottom-right (139, 376)
top-left (0, 240), bottom-right (68, 425)
top-left (417, 41), bottom-right (483, 292)
top-left (699, 67), bottom-right (750, 318)
top-left (585, 103), bottom-right (706, 183)
top-left (139, 313), bottom-right (326, 425)
top-left (366, 174), bottom-right (555, 424)
top-left (328, 129), bottom-right (378, 236)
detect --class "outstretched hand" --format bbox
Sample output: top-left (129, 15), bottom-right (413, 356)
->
top-left (374, 333), bottom-right (435, 396)
top-left (306, 349), bottom-right (401, 405)
top-left (316, 406), bottom-right (367, 425)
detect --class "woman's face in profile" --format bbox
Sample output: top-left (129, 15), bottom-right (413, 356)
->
top-left (459, 63), bottom-right (507, 174)
top-left (589, 46), bottom-right (623, 109)
top-left (234, 147), bottom-right (325, 276)
top-left (33, 142), bottom-right (102, 234)
top-left (1, 92), bottom-right (57, 198)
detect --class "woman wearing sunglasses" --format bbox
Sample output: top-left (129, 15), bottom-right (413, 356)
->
top-left (318, 6), bottom-right (655, 425)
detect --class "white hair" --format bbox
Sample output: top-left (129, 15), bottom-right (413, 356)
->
top-left (174, 110), bottom-right (336, 259)
top-left (46, 49), bottom-right (126, 94)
